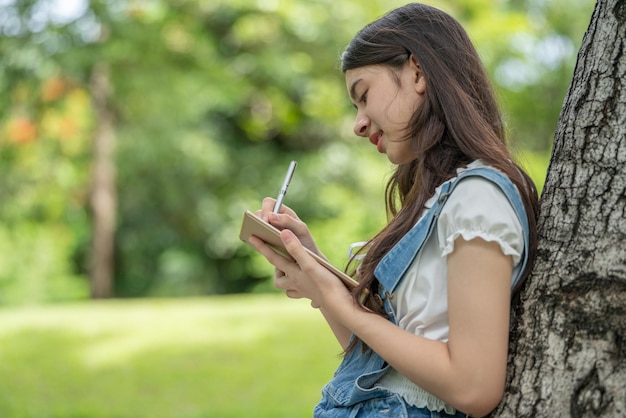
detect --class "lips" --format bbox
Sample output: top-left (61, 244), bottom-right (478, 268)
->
top-left (369, 131), bottom-right (384, 153)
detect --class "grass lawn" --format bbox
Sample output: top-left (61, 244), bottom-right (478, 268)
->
top-left (0, 294), bottom-right (343, 418)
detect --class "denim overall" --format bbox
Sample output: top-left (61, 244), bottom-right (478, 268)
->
top-left (314, 167), bottom-right (531, 418)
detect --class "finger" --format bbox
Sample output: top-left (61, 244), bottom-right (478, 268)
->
top-left (285, 289), bottom-right (302, 300)
top-left (280, 229), bottom-right (315, 270)
top-left (280, 230), bottom-right (339, 291)
top-left (267, 212), bottom-right (306, 235)
top-left (274, 273), bottom-right (289, 290)
top-left (261, 197), bottom-right (300, 220)
top-left (260, 197), bottom-right (276, 221)
top-left (248, 236), bottom-right (294, 272)
top-left (278, 204), bottom-right (300, 220)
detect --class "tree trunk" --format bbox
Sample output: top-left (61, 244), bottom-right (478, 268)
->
top-left (494, 0), bottom-right (626, 416)
top-left (89, 63), bottom-right (117, 299)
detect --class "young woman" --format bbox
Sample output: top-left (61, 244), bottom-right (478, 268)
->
top-left (249, 3), bottom-right (538, 417)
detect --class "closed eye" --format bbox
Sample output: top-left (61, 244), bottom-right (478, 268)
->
top-left (351, 91), bottom-right (368, 110)
top-left (352, 93), bottom-right (367, 110)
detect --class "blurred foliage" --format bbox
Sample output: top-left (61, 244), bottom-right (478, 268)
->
top-left (0, 0), bottom-right (594, 303)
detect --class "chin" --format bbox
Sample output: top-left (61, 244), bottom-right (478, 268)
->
top-left (389, 156), bottom-right (418, 165)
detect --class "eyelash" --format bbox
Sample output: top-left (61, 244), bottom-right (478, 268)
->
top-left (352, 91), bottom-right (368, 110)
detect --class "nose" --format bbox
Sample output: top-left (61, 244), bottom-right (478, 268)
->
top-left (353, 115), bottom-right (370, 137)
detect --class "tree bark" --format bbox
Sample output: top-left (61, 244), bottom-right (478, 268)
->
top-left (494, 0), bottom-right (626, 416)
top-left (89, 63), bottom-right (117, 299)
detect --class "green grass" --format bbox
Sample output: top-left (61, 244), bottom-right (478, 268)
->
top-left (0, 295), bottom-right (343, 418)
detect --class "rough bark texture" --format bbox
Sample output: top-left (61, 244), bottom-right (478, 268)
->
top-left (494, 0), bottom-right (626, 416)
top-left (89, 63), bottom-right (116, 299)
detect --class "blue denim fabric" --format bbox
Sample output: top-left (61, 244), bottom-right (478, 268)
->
top-left (313, 167), bottom-right (531, 418)
top-left (318, 390), bottom-right (469, 417)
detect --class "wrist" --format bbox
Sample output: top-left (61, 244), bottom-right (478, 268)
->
top-left (317, 286), bottom-right (357, 318)
top-left (312, 277), bottom-right (344, 308)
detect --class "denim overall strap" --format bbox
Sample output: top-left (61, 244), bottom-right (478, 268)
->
top-left (374, 180), bottom-right (454, 297)
top-left (375, 166), bottom-right (530, 295)
top-left (314, 167), bottom-right (530, 417)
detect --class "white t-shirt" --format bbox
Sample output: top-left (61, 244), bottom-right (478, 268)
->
top-left (377, 161), bottom-right (525, 412)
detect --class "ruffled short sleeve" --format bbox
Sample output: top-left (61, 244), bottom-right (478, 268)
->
top-left (437, 177), bottom-right (524, 266)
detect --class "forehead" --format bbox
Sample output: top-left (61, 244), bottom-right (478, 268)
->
top-left (345, 65), bottom-right (389, 102)
top-left (345, 65), bottom-right (387, 84)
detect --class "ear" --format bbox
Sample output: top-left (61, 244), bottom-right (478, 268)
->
top-left (409, 55), bottom-right (426, 95)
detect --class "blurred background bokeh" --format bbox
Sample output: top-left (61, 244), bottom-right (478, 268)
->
top-left (0, 0), bottom-right (594, 303)
top-left (0, 0), bottom-right (595, 416)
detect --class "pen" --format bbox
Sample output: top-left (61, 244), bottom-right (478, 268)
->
top-left (273, 160), bottom-right (297, 213)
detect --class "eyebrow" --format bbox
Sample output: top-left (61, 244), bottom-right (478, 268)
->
top-left (349, 78), bottom-right (363, 103)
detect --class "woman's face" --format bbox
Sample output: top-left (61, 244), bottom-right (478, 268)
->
top-left (345, 59), bottom-right (426, 165)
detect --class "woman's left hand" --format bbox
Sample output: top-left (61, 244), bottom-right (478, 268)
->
top-left (248, 229), bottom-right (349, 308)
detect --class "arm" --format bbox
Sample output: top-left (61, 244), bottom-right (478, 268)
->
top-left (252, 199), bottom-right (353, 348)
top-left (271, 233), bottom-right (512, 417)
top-left (248, 231), bottom-right (354, 349)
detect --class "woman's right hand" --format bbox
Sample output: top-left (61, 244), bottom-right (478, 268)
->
top-left (255, 197), bottom-right (324, 258)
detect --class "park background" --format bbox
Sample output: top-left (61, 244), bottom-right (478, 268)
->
top-left (0, 0), bottom-right (595, 416)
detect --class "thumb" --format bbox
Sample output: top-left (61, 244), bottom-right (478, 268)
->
top-left (280, 229), bottom-right (309, 264)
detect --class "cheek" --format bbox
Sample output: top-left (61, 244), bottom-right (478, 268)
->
top-left (386, 92), bottom-right (420, 126)
top-left (386, 102), bottom-right (416, 129)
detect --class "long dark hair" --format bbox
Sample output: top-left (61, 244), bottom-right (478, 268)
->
top-left (342, 4), bottom-right (538, 340)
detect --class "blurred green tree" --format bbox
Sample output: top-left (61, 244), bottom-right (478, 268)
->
top-left (0, 0), bottom-right (593, 302)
